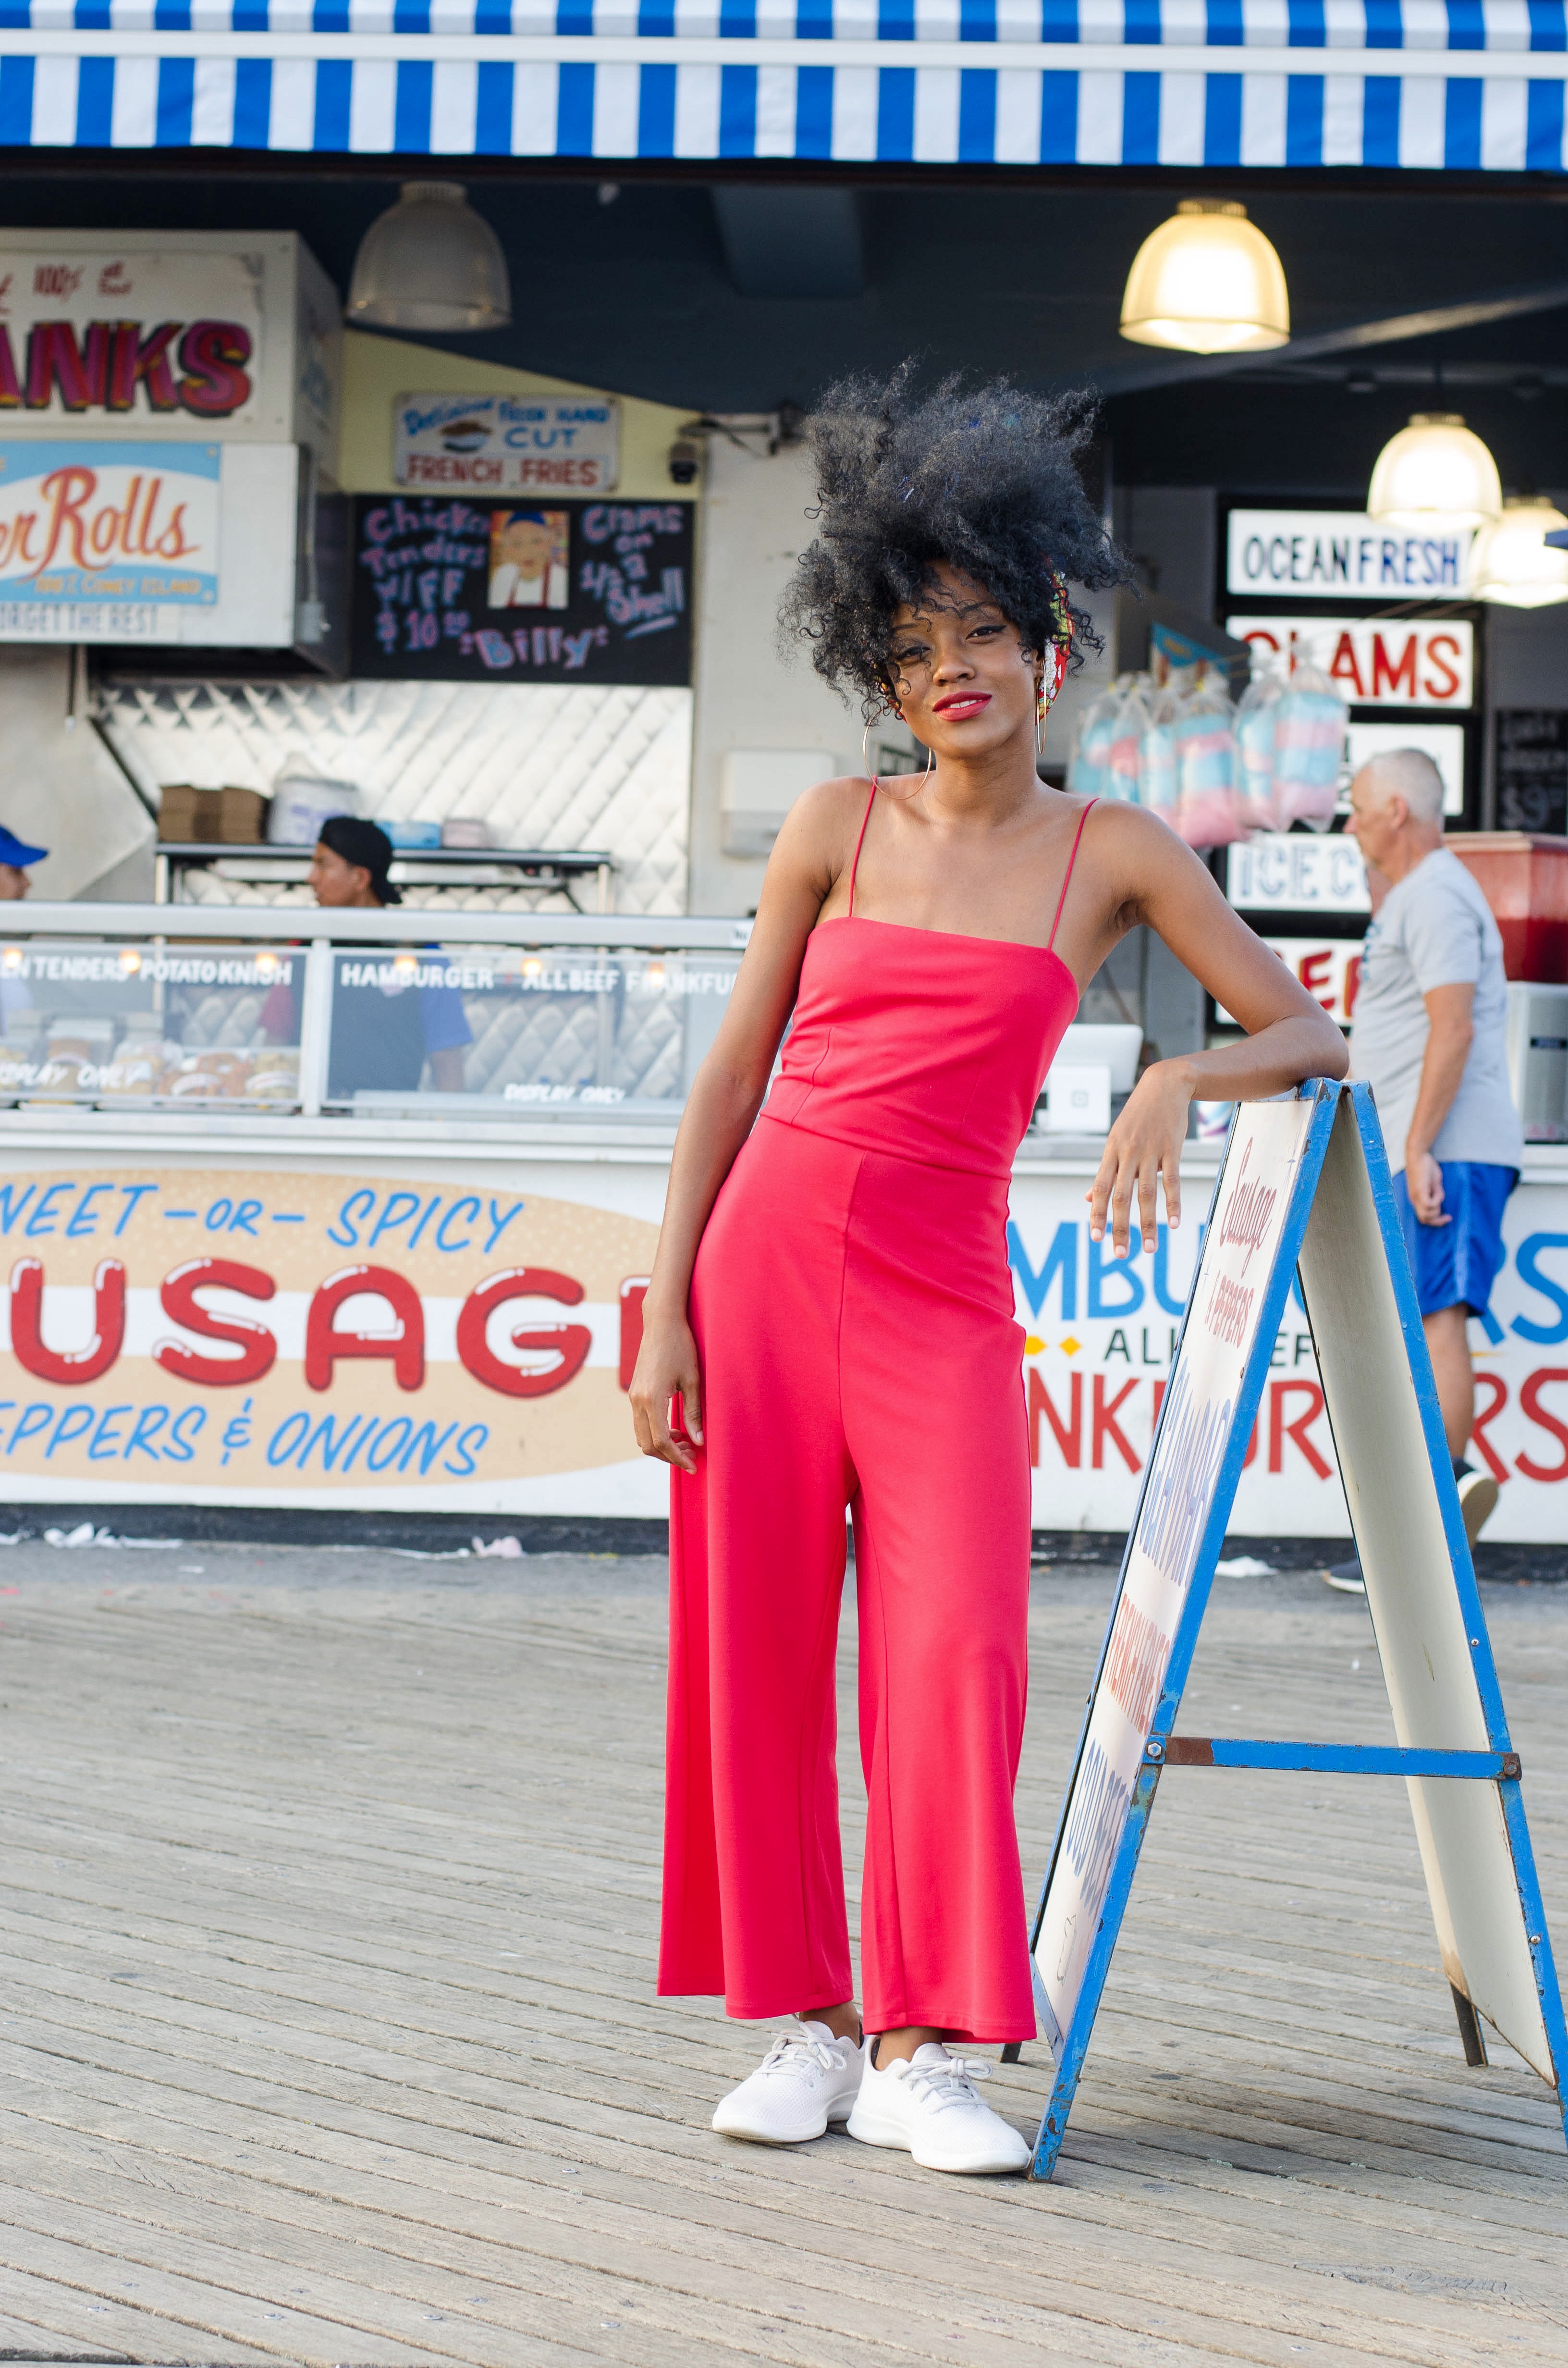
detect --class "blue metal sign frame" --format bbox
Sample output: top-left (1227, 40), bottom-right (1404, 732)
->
top-left (1013, 1077), bottom-right (1568, 2181)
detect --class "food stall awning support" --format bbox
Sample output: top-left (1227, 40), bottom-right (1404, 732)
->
top-left (5, 8), bottom-right (1568, 171)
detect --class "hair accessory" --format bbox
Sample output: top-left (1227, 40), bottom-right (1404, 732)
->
top-left (1044, 566), bottom-right (1072, 701)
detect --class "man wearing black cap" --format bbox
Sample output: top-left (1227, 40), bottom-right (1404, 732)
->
top-left (0, 824), bottom-right (48, 900)
top-left (263, 817), bottom-right (472, 1101)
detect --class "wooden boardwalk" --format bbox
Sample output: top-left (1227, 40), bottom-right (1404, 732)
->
top-left (0, 1539), bottom-right (1565, 2367)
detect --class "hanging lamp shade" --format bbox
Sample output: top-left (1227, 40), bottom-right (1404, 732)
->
top-left (345, 182), bottom-right (511, 333)
top-left (1366, 414), bottom-right (1501, 530)
top-left (1118, 200), bottom-right (1289, 354)
top-left (1467, 496), bottom-right (1568, 607)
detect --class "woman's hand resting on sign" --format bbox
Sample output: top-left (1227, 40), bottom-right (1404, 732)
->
top-left (629, 1303), bottom-right (705, 1474)
top-left (1051, 805), bottom-right (1348, 1266)
top-left (1087, 1059), bottom-right (1196, 1259)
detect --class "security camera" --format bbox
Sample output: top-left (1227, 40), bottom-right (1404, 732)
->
top-left (668, 440), bottom-right (700, 486)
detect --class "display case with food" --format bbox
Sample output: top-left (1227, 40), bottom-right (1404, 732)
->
top-left (0, 899), bottom-right (1563, 1548)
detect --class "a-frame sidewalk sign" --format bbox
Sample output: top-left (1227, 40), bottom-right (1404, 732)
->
top-left (1009, 1076), bottom-right (1568, 2182)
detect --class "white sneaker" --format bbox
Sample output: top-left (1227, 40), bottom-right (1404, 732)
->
top-left (846, 2041), bottom-right (1032, 2174)
top-left (711, 2020), bottom-right (868, 2145)
top-left (1458, 1467), bottom-right (1499, 1552)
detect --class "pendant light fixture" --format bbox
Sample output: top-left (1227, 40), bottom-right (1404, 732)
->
top-left (1366, 414), bottom-right (1501, 530)
top-left (1467, 496), bottom-right (1568, 607)
top-left (1118, 200), bottom-right (1289, 355)
top-left (345, 182), bottom-right (511, 333)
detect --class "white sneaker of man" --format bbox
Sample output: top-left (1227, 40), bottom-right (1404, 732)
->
top-left (711, 2020), bottom-right (868, 2145)
top-left (846, 2041), bottom-right (1031, 2174)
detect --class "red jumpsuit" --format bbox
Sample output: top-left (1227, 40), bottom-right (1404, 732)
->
top-left (659, 792), bottom-right (1090, 2043)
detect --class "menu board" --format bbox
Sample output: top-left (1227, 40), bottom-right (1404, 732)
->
top-left (1496, 709), bottom-right (1568, 835)
top-left (348, 494), bottom-right (693, 685)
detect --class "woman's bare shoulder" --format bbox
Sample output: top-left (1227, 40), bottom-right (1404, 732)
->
top-left (791, 771), bottom-right (876, 831)
top-left (1075, 794), bottom-right (1221, 880)
top-left (770, 772), bottom-right (876, 877)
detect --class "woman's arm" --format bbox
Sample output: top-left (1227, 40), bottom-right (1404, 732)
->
top-left (1071, 805), bottom-right (1350, 1260)
top-left (628, 777), bottom-right (867, 1472)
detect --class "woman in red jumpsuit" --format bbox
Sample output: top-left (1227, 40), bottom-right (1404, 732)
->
top-left (631, 371), bottom-right (1346, 2175)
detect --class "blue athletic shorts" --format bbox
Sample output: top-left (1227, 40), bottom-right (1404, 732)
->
top-left (1392, 1160), bottom-right (1518, 1319)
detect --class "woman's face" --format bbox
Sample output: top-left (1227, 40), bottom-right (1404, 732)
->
top-left (884, 564), bottom-right (1042, 765)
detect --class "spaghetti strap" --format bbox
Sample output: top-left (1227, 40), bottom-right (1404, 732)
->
top-left (1047, 799), bottom-right (1096, 951)
top-left (847, 779), bottom-right (878, 919)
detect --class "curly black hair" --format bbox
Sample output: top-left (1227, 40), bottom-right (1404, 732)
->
top-left (780, 365), bottom-right (1132, 720)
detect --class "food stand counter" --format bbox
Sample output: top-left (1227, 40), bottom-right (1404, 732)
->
top-left (2, 902), bottom-right (1567, 1544)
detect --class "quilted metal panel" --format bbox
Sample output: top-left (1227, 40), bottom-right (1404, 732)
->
top-left (94, 678), bottom-right (692, 915)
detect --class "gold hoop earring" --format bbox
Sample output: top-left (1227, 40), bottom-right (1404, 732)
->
top-left (887, 740), bottom-right (935, 800)
top-left (864, 717), bottom-right (934, 797)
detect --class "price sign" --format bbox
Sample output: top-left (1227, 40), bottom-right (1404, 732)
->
top-left (348, 494), bottom-right (693, 686)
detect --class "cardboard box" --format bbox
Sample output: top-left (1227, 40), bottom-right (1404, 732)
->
top-left (157, 786), bottom-right (270, 844)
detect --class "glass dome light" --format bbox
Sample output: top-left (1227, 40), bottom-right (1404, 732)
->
top-left (345, 181), bottom-right (511, 333)
top-left (1119, 199), bottom-right (1290, 355)
top-left (1467, 495), bottom-right (1568, 608)
top-left (1367, 413), bottom-right (1501, 530)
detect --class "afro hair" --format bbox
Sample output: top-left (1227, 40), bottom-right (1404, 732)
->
top-left (779, 365), bottom-right (1133, 719)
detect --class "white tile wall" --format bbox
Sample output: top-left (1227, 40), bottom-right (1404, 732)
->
top-left (95, 677), bottom-right (693, 915)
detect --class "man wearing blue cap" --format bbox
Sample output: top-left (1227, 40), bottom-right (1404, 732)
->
top-left (0, 825), bottom-right (46, 899)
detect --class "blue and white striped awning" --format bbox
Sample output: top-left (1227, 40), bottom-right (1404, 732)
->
top-left (4, 3), bottom-right (1568, 168)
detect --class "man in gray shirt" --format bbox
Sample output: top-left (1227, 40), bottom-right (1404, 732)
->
top-left (1323, 749), bottom-right (1522, 1591)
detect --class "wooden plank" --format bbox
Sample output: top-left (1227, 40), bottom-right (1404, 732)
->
top-left (0, 1548), bottom-right (1565, 2368)
top-left (0, 2265), bottom-right (282, 2366)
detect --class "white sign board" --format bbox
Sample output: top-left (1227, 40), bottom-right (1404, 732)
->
top-left (0, 443), bottom-right (298, 646)
top-left (0, 441), bottom-right (220, 624)
top-left (1227, 509), bottom-right (1473, 598)
top-left (394, 393), bottom-right (621, 494)
top-left (0, 248), bottom-right (258, 427)
top-left (1226, 614), bottom-right (1474, 710)
top-left (0, 234), bottom-right (340, 470)
top-left (1299, 1092), bottom-right (1556, 2082)
top-left (1024, 1082), bottom-right (1567, 2180)
top-left (1034, 1097), bottom-right (1316, 2050)
top-left (1225, 831), bottom-right (1369, 915)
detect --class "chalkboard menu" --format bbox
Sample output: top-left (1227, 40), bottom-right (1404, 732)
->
top-left (349, 494), bottom-right (693, 684)
top-left (1496, 709), bottom-right (1568, 835)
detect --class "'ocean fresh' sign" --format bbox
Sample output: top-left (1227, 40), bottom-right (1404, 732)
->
top-left (1227, 510), bottom-right (1473, 598)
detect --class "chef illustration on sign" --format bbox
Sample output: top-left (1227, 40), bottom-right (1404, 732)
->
top-left (487, 508), bottom-right (569, 609)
